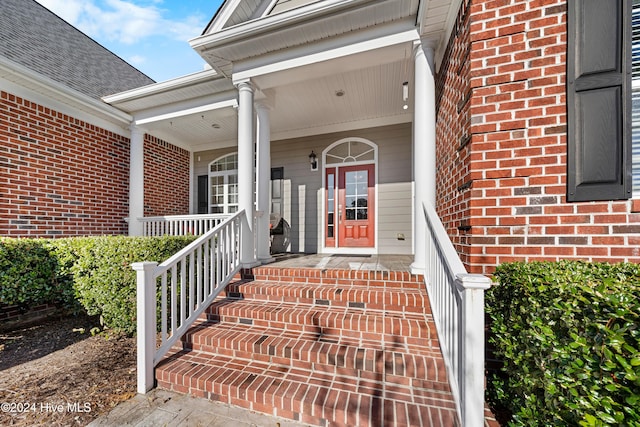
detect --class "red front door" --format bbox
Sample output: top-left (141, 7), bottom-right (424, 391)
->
top-left (325, 164), bottom-right (375, 248)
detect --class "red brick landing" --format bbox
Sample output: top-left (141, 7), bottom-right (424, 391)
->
top-left (156, 266), bottom-right (460, 426)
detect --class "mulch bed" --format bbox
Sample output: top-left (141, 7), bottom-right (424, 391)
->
top-left (0, 314), bottom-right (136, 426)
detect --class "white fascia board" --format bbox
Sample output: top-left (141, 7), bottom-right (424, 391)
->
top-left (190, 0), bottom-right (369, 51)
top-left (134, 98), bottom-right (238, 126)
top-left (103, 69), bottom-right (222, 104)
top-left (0, 57), bottom-right (132, 135)
top-left (233, 27), bottom-right (420, 84)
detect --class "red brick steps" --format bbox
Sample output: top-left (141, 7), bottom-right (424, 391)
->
top-left (181, 320), bottom-right (448, 388)
top-left (224, 280), bottom-right (432, 314)
top-left (156, 267), bottom-right (459, 426)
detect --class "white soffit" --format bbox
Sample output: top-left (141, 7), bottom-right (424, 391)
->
top-left (103, 69), bottom-right (234, 114)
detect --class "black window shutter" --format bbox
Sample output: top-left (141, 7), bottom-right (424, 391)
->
top-left (197, 175), bottom-right (208, 214)
top-left (566, 0), bottom-right (632, 202)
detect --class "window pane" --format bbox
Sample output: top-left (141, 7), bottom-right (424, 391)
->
top-left (346, 208), bottom-right (356, 220)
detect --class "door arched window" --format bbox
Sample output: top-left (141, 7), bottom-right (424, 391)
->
top-left (208, 153), bottom-right (238, 214)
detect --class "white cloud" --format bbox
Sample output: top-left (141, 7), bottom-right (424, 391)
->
top-left (127, 54), bottom-right (147, 66)
top-left (35, 0), bottom-right (205, 45)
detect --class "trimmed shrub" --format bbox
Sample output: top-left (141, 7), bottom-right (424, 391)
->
top-left (57, 235), bottom-right (196, 335)
top-left (486, 261), bottom-right (640, 426)
top-left (0, 237), bottom-right (73, 308)
top-left (1, 236), bottom-right (195, 335)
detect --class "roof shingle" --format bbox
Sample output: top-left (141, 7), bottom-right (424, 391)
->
top-left (0, 0), bottom-right (155, 100)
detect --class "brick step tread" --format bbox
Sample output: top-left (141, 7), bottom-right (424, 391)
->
top-left (182, 321), bottom-right (447, 382)
top-left (201, 299), bottom-right (439, 347)
top-left (237, 267), bottom-right (423, 289)
top-left (156, 350), bottom-right (457, 427)
top-left (224, 281), bottom-right (431, 313)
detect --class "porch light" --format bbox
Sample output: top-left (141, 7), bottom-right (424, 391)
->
top-left (308, 150), bottom-right (318, 171)
top-left (402, 81), bottom-right (409, 110)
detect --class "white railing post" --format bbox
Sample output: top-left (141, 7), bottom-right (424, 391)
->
top-left (133, 261), bottom-right (158, 394)
top-left (456, 273), bottom-right (492, 427)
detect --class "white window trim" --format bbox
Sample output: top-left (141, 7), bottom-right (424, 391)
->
top-left (208, 153), bottom-right (239, 214)
top-left (320, 137), bottom-right (379, 255)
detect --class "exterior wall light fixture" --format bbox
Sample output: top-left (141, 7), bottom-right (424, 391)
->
top-left (309, 150), bottom-right (318, 171)
top-left (402, 81), bottom-right (409, 110)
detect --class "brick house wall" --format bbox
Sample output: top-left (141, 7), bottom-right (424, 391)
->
top-left (0, 91), bottom-right (130, 237)
top-left (1, 91), bottom-right (191, 237)
top-left (435, 0), bottom-right (473, 267)
top-left (436, 0), bottom-right (640, 275)
top-left (143, 135), bottom-right (190, 217)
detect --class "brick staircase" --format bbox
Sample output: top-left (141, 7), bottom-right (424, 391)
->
top-left (155, 266), bottom-right (459, 426)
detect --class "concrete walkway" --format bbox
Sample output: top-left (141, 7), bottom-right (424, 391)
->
top-left (88, 388), bottom-right (310, 427)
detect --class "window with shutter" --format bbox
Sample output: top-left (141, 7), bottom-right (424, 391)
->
top-left (632, 0), bottom-right (640, 195)
top-left (566, 0), bottom-right (632, 202)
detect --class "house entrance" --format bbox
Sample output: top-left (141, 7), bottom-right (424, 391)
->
top-left (324, 138), bottom-right (377, 250)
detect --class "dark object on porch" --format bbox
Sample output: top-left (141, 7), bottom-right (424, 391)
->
top-left (269, 214), bottom-right (290, 254)
top-left (270, 217), bottom-right (285, 235)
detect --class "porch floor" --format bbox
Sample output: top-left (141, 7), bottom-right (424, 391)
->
top-left (265, 253), bottom-right (414, 272)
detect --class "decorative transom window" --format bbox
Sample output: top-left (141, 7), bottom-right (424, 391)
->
top-left (208, 153), bottom-right (238, 214)
top-left (324, 138), bottom-right (376, 165)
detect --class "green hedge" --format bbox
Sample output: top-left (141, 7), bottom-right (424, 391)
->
top-left (0, 237), bottom-right (72, 307)
top-left (486, 261), bottom-right (640, 426)
top-left (58, 235), bottom-right (195, 335)
top-left (1, 236), bottom-right (195, 335)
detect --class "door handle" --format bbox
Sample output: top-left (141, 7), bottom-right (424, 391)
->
top-left (338, 204), bottom-right (342, 221)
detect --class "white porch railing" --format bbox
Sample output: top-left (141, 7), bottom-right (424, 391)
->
top-left (139, 214), bottom-right (230, 236)
top-left (132, 210), bottom-right (244, 393)
top-left (422, 202), bottom-right (492, 427)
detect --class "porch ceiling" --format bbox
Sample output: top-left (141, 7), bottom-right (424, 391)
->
top-left (106, 48), bottom-right (416, 152)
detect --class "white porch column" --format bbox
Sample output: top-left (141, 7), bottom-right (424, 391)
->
top-left (237, 81), bottom-right (257, 266)
top-left (256, 103), bottom-right (273, 263)
top-left (411, 41), bottom-right (437, 275)
top-left (129, 125), bottom-right (145, 236)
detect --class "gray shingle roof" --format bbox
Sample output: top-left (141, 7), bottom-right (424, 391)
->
top-left (0, 0), bottom-right (155, 100)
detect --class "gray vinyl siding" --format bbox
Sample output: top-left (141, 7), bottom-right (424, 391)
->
top-left (270, 134), bottom-right (323, 253)
top-left (192, 123), bottom-right (413, 254)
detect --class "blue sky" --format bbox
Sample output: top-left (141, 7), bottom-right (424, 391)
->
top-left (35, 0), bottom-right (225, 82)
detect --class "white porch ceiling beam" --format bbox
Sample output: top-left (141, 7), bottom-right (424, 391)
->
top-left (134, 98), bottom-right (238, 126)
top-left (232, 27), bottom-right (420, 87)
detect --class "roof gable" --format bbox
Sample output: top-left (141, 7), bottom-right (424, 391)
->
top-left (0, 0), bottom-right (155, 100)
top-left (267, 0), bottom-right (322, 16)
top-left (203, 0), bottom-right (325, 34)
